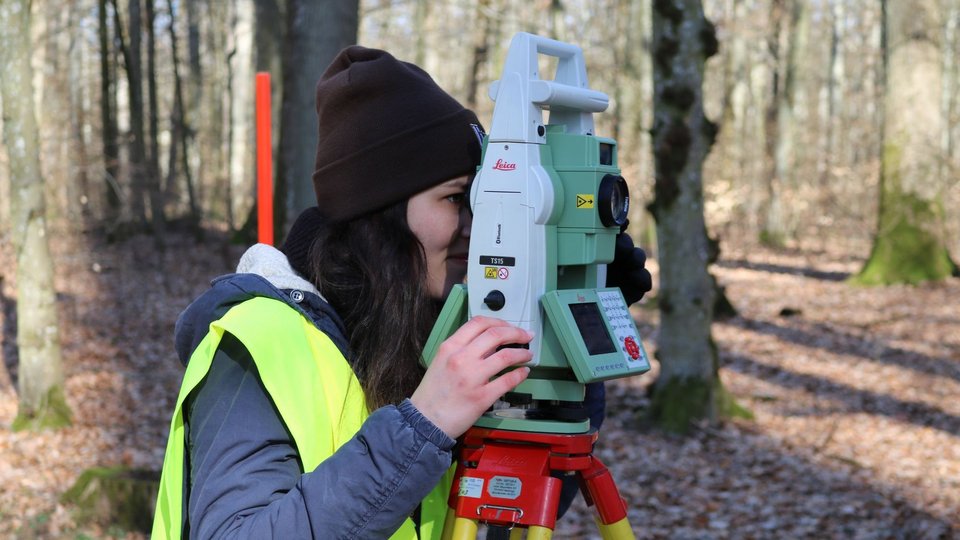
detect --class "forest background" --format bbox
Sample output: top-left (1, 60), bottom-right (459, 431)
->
top-left (0, 0), bottom-right (958, 538)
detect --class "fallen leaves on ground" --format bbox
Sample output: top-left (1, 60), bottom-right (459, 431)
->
top-left (0, 228), bottom-right (956, 539)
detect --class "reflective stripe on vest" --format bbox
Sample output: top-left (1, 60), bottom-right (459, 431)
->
top-left (151, 296), bottom-right (451, 539)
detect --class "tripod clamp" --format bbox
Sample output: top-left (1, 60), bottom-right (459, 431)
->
top-left (440, 427), bottom-right (636, 539)
top-left (476, 504), bottom-right (524, 524)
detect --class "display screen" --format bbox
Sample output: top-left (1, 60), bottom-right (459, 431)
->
top-left (569, 302), bottom-right (616, 356)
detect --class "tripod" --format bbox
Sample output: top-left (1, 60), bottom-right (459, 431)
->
top-left (439, 426), bottom-right (636, 540)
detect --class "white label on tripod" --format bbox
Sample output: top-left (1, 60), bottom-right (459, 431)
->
top-left (487, 476), bottom-right (522, 499)
top-left (459, 477), bottom-right (484, 498)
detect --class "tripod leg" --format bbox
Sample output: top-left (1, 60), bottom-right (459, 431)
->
top-left (442, 508), bottom-right (458, 540)
top-left (581, 456), bottom-right (635, 540)
top-left (509, 528), bottom-right (524, 540)
top-left (595, 516), bottom-right (634, 540)
top-left (450, 516), bottom-right (480, 540)
top-left (527, 526), bottom-right (552, 540)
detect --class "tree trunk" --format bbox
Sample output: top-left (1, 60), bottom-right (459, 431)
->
top-left (413, 0), bottom-right (430, 66)
top-left (465, 0), bottom-right (493, 111)
top-left (254, 0), bottom-right (283, 128)
top-left (226, 0), bottom-right (256, 230)
top-left (146, 0), bottom-right (159, 190)
top-left (547, 0), bottom-right (567, 42)
top-left (123, 0), bottom-right (149, 227)
top-left (764, 0), bottom-right (805, 246)
top-left (39, 1), bottom-right (71, 222)
top-left (278, 0), bottom-right (358, 234)
top-left (719, 0), bottom-right (754, 233)
top-left (204, 0), bottom-right (230, 223)
top-left (630, 0), bottom-right (656, 249)
top-left (947, 0), bottom-right (960, 262)
top-left (69, 0), bottom-right (92, 221)
top-left (761, 0), bottom-right (784, 245)
top-left (649, 0), bottom-right (744, 433)
top-left (820, 0), bottom-right (845, 189)
top-left (609, 0), bottom-right (656, 249)
top-left (854, 0), bottom-right (954, 284)
top-left (942, 0), bottom-right (958, 187)
top-left (747, 31), bottom-right (768, 237)
top-left (0, 0), bottom-right (72, 431)
top-left (99, 0), bottom-right (121, 227)
top-left (185, 0), bottom-right (204, 218)
top-left (165, 0), bottom-right (201, 235)
top-left (144, 0), bottom-right (166, 238)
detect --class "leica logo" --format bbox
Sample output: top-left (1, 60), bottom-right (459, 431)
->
top-left (493, 159), bottom-right (516, 171)
top-left (495, 455), bottom-right (528, 467)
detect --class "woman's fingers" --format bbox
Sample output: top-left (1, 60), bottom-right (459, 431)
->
top-left (413, 317), bottom-right (539, 438)
top-left (484, 366), bottom-right (531, 401)
top-left (443, 316), bottom-right (512, 349)
top-left (465, 325), bottom-right (534, 360)
top-left (476, 346), bottom-right (533, 381)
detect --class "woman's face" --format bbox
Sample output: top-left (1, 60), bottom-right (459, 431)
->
top-left (407, 175), bottom-right (472, 299)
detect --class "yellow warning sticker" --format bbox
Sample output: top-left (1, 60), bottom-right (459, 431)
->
top-left (484, 267), bottom-right (498, 279)
top-left (576, 194), bottom-right (595, 209)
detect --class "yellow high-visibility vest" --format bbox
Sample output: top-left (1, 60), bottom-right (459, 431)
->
top-left (152, 296), bottom-right (451, 539)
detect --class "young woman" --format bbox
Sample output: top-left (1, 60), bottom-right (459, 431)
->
top-left (152, 46), bottom-right (650, 539)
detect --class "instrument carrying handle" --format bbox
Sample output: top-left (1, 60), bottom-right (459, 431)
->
top-left (488, 32), bottom-right (608, 142)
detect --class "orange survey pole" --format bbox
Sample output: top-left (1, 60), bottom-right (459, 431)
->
top-left (256, 72), bottom-right (274, 246)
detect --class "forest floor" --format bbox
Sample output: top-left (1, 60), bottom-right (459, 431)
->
top-left (0, 225), bottom-right (957, 539)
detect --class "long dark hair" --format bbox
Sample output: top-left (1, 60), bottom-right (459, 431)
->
top-left (307, 201), bottom-right (437, 411)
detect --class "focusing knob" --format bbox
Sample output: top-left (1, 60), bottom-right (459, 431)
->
top-left (483, 290), bottom-right (506, 311)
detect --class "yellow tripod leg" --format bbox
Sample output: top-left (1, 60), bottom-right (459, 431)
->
top-left (441, 508), bottom-right (458, 540)
top-left (526, 525), bottom-right (553, 540)
top-left (449, 516), bottom-right (480, 540)
top-left (596, 516), bottom-right (636, 540)
top-left (509, 527), bottom-right (525, 540)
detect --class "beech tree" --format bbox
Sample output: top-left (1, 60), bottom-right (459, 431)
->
top-left (0, 0), bottom-right (72, 431)
top-left (278, 0), bottom-right (359, 232)
top-left (762, 0), bottom-right (807, 246)
top-left (854, 0), bottom-right (955, 284)
top-left (648, 0), bottom-right (745, 432)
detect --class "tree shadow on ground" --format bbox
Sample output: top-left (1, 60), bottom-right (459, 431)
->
top-left (726, 317), bottom-right (960, 385)
top-left (722, 349), bottom-right (960, 437)
top-left (0, 226), bottom-right (247, 538)
top-left (716, 259), bottom-right (851, 282)
top-left (585, 379), bottom-right (957, 538)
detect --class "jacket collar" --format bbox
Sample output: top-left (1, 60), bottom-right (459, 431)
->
top-left (236, 243), bottom-right (324, 300)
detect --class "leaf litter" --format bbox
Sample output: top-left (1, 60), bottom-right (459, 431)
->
top-left (0, 229), bottom-right (957, 539)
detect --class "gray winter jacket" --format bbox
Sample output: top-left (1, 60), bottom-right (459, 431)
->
top-left (173, 244), bottom-right (600, 539)
top-left (174, 244), bottom-right (455, 539)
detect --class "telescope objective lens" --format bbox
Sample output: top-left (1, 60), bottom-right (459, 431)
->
top-left (598, 174), bottom-right (629, 228)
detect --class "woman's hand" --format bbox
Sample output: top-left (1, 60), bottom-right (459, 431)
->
top-left (411, 316), bottom-right (533, 439)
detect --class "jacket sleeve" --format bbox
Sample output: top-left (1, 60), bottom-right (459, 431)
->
top-left (185, 332), bottom-right (455, 539)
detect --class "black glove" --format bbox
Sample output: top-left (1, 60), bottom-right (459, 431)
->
top-left (605, 230), bottom-right (652, 305)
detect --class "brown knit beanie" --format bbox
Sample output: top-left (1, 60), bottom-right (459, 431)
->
top-left (312, 46), bottom-right (484, 222)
